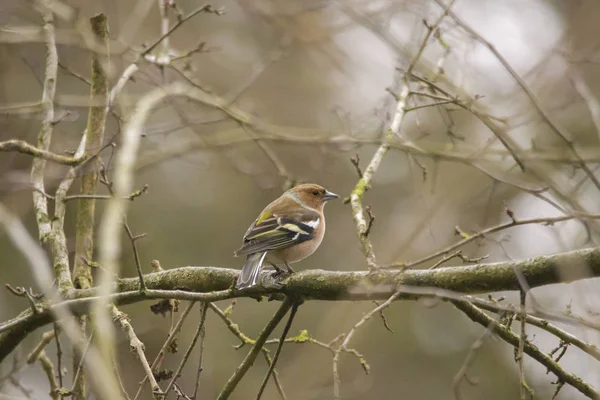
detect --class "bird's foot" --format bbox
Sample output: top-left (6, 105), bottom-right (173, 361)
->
top-left (284, 262), bottom-right (295, 274)
top-left (270, 269), bottom-right (291, 280)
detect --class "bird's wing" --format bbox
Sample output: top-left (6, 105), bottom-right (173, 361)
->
top-left (235, 208), bottom-right (320, 256)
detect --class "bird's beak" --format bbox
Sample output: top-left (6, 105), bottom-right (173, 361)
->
top-left (323, 190), bottom-right (339, 201)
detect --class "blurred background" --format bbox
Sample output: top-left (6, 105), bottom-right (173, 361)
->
top-left (2, 0), bottom-right (600, 398)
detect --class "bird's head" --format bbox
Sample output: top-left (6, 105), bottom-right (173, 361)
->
top-left (286, 183), bottom-right (339, 210)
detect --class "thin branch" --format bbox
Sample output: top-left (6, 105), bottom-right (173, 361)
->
top-left (192, 305), bottom-right (208, 400)
top-left (243, 127), bottom-right (295, 190)
top-left (410, 89), bottom-right (526, 171)
top-left (478, 302), bottom-right (600, 362)
top-left (141, 4), bottom-right (221, 58)
top-left (256, 301), bottom-right (300, 399)
top-left (216, 297), bottom-right (295, 400)
top-left (26, 329), bottom-right (56, 365)
top-left (433, 0), bottom-right (600, 190)
top-left (209, 303), bottom-right (288, 399)
top-left (164, 302), bottom-right (209, 396)
top-left (109, 4), bottom-right (222, 108)
top-left (333, 290), bottom-right (402, 399)
top-left (58, 61), bottom-right (92, 85)
top-left (264, 331), bottom-right (366, 365)
top-left (348, 1), bottom-right (455, 270)
top-left (261, 352), bottom-right (288, 400)
top-left (36, 353), bottom-right (60, 400)
top-left (123, 222), bottom-right (147, 292)
top-left (53, 323), bottom-right (63, 390)
top-left (109, 63), bottom-right (140, 107)
top-left (110, 305), bottom-right (162, 398)
top-left (113, 359), bottom-right (133, 400)
top-left (452, 299), bottom-right (599, 399)
top-left (69, 330), bottom-right (94, 396)
top-left (390, 213), bottom-right (600, 269)
top-left (453, 320), bottom-right (495, 400)
top-left (518, 291), bottom-right (531, 399)
top-left (133, 301), bottom-right (197, 400)
top-left (0, 140), bottom-right (84, 165)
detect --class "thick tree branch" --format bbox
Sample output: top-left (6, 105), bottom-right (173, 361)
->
top-left (30, 0), bottom-right (58, 245)
top-left (73, 13), bottom-right (109, 291)
top-left (71, 16), bottom-right (109, 396)
top-left (1, 247), bottom-right (599, 364)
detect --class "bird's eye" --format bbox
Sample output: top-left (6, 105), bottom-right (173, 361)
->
top-left (312, 190), bottom-right (319, 196)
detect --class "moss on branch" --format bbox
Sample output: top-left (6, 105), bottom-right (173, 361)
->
top-left (107, 247), bottom-right (600, 299)
top-left (1, 247), bottom-right (599, 363)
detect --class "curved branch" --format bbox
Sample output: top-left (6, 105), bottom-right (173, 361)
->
top-left (1, 247), bottom-right (599, 363)
top-left (216, 297), bottom-right (294, 399)
top-left (0, 140), bottom-right (85, 165)
top-left (453, 299), bottom-right (599, 399)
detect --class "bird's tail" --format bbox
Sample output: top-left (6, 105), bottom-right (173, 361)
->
top-left (236, 252), bottom-right (267, 289)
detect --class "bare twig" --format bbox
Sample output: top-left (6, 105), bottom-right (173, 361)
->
top-left (216, 297), bottom-right (295, 400)
top-left (453, 323), bottom-right (495, 400)
top-left (141, 4), bottom-right (222, 58)
top-left (552, 381), bottom-right (565, 400)
top-left (243, 126), bottom-right (295, 190)
top-left (429, 250), bottom-right (487, 270)
top-left (371, 301), bottom-right (394, 333)
top-left (478, 302), bottom-right (600, 362)
top-left (363, 205), bottom-right (375, 238)
top-left (164, 302), bottom-right (209, 396)
top-left (110, 305), bottom-right (162, 398)
top-left (109, 4), bottom-right (222, 108)
top-left (123, 222), bottom-right (147, 292)
top-left (114, 359), bottom-right (133, 400)
top-left (26, 330), bottom-right (56, 365)
top-left (256, 301), bottom-right (300, 399)
top-left (389, 213), bottom-right (600, 269)
top-left (452, 299), bottom-right (599, 399)
top-left (433, 0), bottom-right (600, 191)
top-left (209, 302), bottom-right (288, 399)
top-left (35, 353), bottom-right (60, 400)
top-left (333, 290), bottom-right (402, 399)
top-left (192, 305), bottom-right (208, 400)
top-left (348, 1), bottom-right (456, 270)
top-left (350, 154), bottom-right (363, 178)
top-left (53, 323), bottom-right (63, 390)
top-left (133, 301), bottom-right (196, 400)
top-left (517, 291), bottom-right (531, 399)
top-left (69, 330), bottom-right (94, 396)
top-left (0, 140), bottom-right (84, 165)
top-left (410, 89), bottom-right (526, 171)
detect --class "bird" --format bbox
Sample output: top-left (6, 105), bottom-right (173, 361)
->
top-left (234, 183), bottom-right (339, 289)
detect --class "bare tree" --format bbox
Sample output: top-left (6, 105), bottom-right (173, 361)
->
top-left (2, 0), bottom-right (600, 399)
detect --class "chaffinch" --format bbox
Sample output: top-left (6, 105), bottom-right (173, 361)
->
top-left (235, 183), bottom-right (339, 289)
